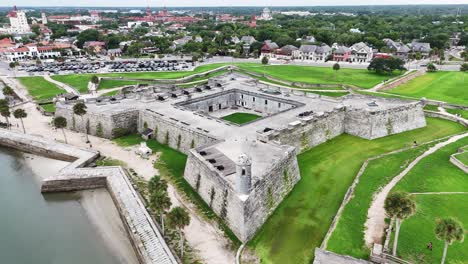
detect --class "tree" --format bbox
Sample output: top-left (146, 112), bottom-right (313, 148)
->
top-left (333, 63), bottom-right (340, 78)
top-left (460, 63), bottom-right (468, 72)
top-left (53, 116), bottom-right (68, 144)
top-left (167, 207), bottom-right (191, 258)
top-left (435, 218), bottom-right (464, 264)
top-left (261, 56), bottom-right (269, 65)
top-left (90, 75), bottom-right (99, 84)
top-left (148, 176), bottom-right (168, 194)
top-left (13, 108), bottom-right (27, 133)
top-left (73, 102), bottom-right (89, 143)
top-left (384, 192), bottom-right (416, 256)
top-left (0, 99), bottom-right (11, 129)
top-left (368, 57), bottom-right (405, 74)
top-left (77, 29), bottom-right (100, 48)
top-left (149, 189), bottom-right (172, 235)
top-left (427, 63), bottom-right (437, 72)
top-left (2, 86), bottom-right (14, 97)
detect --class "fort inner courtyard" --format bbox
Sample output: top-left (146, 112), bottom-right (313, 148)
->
top-left (55, 72), bottom-right (427, 242)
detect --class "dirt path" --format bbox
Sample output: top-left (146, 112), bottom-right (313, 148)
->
top-left (44, 74), bottom-right (80, 95)
top-left (8, 100), bottom-right (235, 264)
top-left (364, 132), bottom-right (468, 247)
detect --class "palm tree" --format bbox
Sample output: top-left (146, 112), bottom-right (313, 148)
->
top-left (0, 99), bottom-right (11, 129)
top-left (148, 176), bottom-right (168, 194)
top-left (53, 116), bottom-right (68, 143)
top-left (435, 218), bottom-right (464, 264)
top-left (149, 189), bottom-right (172, 235)
top-left (73, 102), bottom-right (89, 143)
top-left (384, 191), bottom-right (416, 256)
top-left (2, 86), bottom-right (14, 97)
top-left (167, 207), bottom-right (191, 258)
top-left (13, 108), bottom-right (27, 133)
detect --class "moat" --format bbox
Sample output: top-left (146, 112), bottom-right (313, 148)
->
top-left (0, 147), bottom-right (138, 264)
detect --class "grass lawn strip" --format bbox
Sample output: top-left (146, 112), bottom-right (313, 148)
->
top-left (221, 112), bottom-right (261, 125)
top-left (326, 142), bottom-right (437, 259)
top-left (453, 151), bottom-right (468, 166)
top-left (388, 71), bottom-right (468, 106)
top-left (17, 76), bottom-right (64, 101)
top-left (248, 118), bottom-right (465, 264)
top-left (238, 64), bottom-right (402, 89)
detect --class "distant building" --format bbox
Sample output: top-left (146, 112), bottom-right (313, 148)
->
top-left (240, 36), bottom-right (256, 45)
top-left (260, 40), bottom-right (279, 58)
top-left (293, 44), bottom-right (332, 62)
top-left (6, 6), bottom-right (31, 34)
top-left (257, 8), bottom-right (273, 21)
top-left (41, 12), bottom-right (48, 25)
top-left (382, 38), bottom-right (410, 59)
top-left (0, 45), bottom-right (61, 62)
top-left (410, 40), bottom-right (431, 58)
top-left (349, 42), bottom-right (373, 62)
top-left (333, 46), bottom-right (352, 62)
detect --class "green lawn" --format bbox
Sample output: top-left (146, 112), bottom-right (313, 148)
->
top-left (248, 118), bottom-right (466, 264)
top-left (17, 76), bottom-right (64, 101)
top-left (237, 64), bottom-right (402, 89)
top-left (40, 103), bottom-right (55, 112)
top-left (388, 72), bottom-right (468, 106)
top-left (393, 137), bottom-right (468, 193)
top-left (394, 195), bottom-right (468, 264)
top-left (445, 108), bottom-right (468, 120)
top-left (327, 144), bottom-right (435, 259)
top-left (221, 112), bottom-right (261, 124)
top-left (50, 63), bottom-right (229, 92)
top-left (98, 79), bottom-right (147, 90)
top-left (454, 151), bottom-right (468, 166)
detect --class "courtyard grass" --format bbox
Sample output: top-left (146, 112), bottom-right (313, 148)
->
top-left (221, 112), bottom-right (261, 125)
top-left (17, 76), bottom-right (64, 101)
top-left (387, 71), bottom-right (468, 106)
top-left (326, 144), bottom-right (436, 259)
top-left (237, 64), bottom-right (403, 89)
top-left (248, 118), bottom-right (466, 264)
top-left (392, 195), bottom-right (468, 264)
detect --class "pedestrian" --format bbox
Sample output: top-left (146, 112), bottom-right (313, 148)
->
top-left (427, 242), bottom-right (433, 251)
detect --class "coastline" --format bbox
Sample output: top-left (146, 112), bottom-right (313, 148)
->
top-left (21, 151), bottom-right (139, 264)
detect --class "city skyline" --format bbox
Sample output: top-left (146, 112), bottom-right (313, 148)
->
top-left (2, 0), bottom-right (468, 7)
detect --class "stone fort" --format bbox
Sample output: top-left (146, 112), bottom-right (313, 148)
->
top-left (55, 72), bottom-right (426, 242)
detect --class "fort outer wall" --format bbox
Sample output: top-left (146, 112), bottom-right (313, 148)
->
top-left (269, 107), bottom-right (346, 153)
top-left (55, 104), bottom-right (140, 139)
top-left (183, 146), bottom-right (300, 242)
top-left (138, 109), bottom-right (221, 155)
top-left (344, 102), bottom-right (426, 140)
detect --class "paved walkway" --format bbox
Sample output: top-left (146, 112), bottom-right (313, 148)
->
top-left (44, 74), bottom-right (80, 95)
top-left (364, 132), bottom-right (468, 247)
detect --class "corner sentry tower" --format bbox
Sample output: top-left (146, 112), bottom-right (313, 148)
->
top-left (235, 153), bottom-right (252, 195)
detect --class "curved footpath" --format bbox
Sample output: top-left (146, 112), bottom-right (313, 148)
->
top-left (364, 131), bottom-right (468, 247)
top-left (43, 74), bottom-right (80, 95)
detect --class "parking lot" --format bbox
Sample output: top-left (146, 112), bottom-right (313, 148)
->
top-left (15, 59), bottom-right (194, 75)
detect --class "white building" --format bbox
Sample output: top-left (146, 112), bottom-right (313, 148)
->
top-left (0, 45), bottom-right (61, 62)
top-left (257, 8), bottom-right (273, 21)
top-left (349, 42), bottom-right (373, 63)
top-left (6, 6), bottom-right (31, 34)
top-left (41, 12), bottom-right (48, 25)
top-left (292, 44), bottom-right (332, 62)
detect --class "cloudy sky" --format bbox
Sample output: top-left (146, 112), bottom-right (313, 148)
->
top-left (3, 0), bottom-right (468, 7)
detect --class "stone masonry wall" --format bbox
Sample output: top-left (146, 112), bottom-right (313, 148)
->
top-left (55, 106), bottom-right (139, 139)
top-left (273, 108), bottom-right (346, 152)
top-left (345, 103), bottom-right (426, 139)
top-left (241, 147), bottom-right (300, 241)
top-left (183, 150), bottom-right (244, 239)
top-left (139, 110), bottom-right (220, 155)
